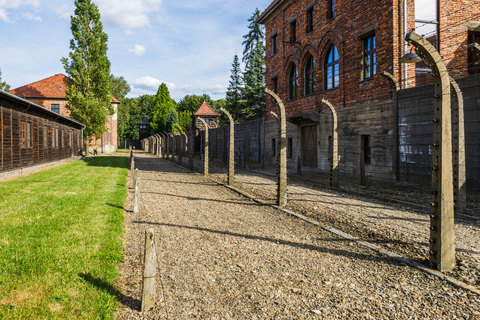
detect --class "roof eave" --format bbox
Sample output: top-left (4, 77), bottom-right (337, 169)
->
top-left (257, 0), bottom-right (294, 25)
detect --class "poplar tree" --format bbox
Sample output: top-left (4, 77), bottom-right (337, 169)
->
top-left (61, 0), bottom-right (112, 155)
top-left (150, 83), bottom-right (177, 133)
top-left (225, 54), bottom-right (243, 118)
top-left (242, 42), bottom-right (266, 119)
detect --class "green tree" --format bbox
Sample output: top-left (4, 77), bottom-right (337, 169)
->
top-left (117, 98), bottom-right (130, 141)
top-left (242, 8), bottom-right (264, 67)
top-left (61, 0), bottom-right (112, 155)
top-left (242, 41), bottom-right (266, 119)
top-left (177, 110), bottom-right (193, 132)
top-left (177, 94), bottom-right (214, 113)
top-left (150, 83), bottom-right (177, 133)
top-left (138, 94), bottom-right (156, 119)
top-left (110, 74), bottom-right (130, 102)
top-left (123, 98), bottom-right (141, 140)
top-left (0, 69), bottom-right (10, 91)
top-left (225, 54), bottom-right (244, 118)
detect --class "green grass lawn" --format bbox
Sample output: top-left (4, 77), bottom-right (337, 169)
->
top-left (0, 157), bottom-right (129, 319)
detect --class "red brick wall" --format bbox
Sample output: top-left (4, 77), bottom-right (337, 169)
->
top-left (261, 0), bottom-right (476, 116)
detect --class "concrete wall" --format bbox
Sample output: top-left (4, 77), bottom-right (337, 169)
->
top-left (398, 75), bottom-right (480, 188)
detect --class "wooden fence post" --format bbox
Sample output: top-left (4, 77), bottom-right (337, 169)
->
top-left (141, 228), bottom-right (157, 312)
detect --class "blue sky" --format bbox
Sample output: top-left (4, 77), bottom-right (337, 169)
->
top-left (0, 0), bottom-right (273, 101)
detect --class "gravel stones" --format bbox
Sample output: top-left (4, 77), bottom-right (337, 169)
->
top-left (116, 154), bottom-right (479, 319)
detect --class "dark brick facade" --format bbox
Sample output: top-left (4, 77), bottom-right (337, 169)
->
top-left (258, 0), bottom-right (479, 180)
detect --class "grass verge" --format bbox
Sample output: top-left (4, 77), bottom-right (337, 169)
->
top-left (0, 156), bottom-right (128, 319)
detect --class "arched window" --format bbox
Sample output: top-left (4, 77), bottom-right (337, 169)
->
top-left (304, 55), bottom-right (316, 95)
top-left (288, 64), bottom-right (298, 100)
top-left (324, 45), bottom-right (339, 90)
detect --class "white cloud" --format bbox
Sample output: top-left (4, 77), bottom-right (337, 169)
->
top-left (96, 0), bottom-right (163, 29)
top-left (55, 4), bottom-right (72, 20)
top-left (132, 76), bottom-right (173, 91)
top-left (129, 44), bottom-right (146, 56)
top-left (124, 29), bottom-right (135, 36)
top-left (22, 12), bottom-right (41, 21)
top-left (0, 0), bottom-right (40, 22)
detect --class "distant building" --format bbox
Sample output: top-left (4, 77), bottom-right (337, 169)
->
top-left (138, 117), bottom-right (150, 140)
top-left (0, 90), bottom-right (84, 181)
top-left (192, 101), bottom-right (219, 130)
top-left (9, 74), bottom-right (119, 153)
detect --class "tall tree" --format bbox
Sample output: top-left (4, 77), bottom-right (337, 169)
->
top-left (110, 74), bottom-right (130, 102)
top-left (123, 98), bottom-right (141, 140)
top-left (225, 54), bottom-right (244, 118)
top-left (242, 8), bottom-right (265, 67)
top-left (0, 69), bottom-right (10, 91)
top-left (242, 41), bottom-right (266, 119)
top-left (61, 0), bottom-right (112, 155)
top-left (150, 83), bottom-right (177, 134)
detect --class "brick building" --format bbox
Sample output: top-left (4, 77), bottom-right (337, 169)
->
top-left (192, 101), bottom-right (219, 130)
top-left (257, 0), bottom-right (480, 180)
top-left (9, 74), bottom-right (119, 153)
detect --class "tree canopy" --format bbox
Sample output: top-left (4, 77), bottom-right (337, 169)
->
top-left (242, 8), bottom-right (265, 67)
top-left (150, 83), bottom-right (177, 133)
top-left (0, 69), bottom-right (10, 91)
top-left (61, 0), bottom-right (113, 146)
top-left (110, 74), bottom-right (130, 102)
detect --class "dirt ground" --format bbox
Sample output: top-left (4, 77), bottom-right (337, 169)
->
top-left (116, 152), bottom-right (480, 319)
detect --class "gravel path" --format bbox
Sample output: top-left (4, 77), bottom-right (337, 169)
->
top-left (117, 153), bottom-right (479, 319)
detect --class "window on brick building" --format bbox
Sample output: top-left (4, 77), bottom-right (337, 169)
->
top-left (288, 65), bottom-right (298, 100)
top-left (306, 7), bottom-right (314, 34)
top-left (468, 31), bottom-right (480, 74)
top-left (51, 104), bottom-right (60, 114)
top-left (20, 121), bottom-right (26, 148)
top-left (290, 20), bottom-right (296, 44)
top-left (271, 138), bottom-right (276, 157)
top-left (287, 138), bottom-right (293, 158)
top-left (324, 45), bottom-right (339, 90)
top-left (271, 33), bottom-right (278, 55)
top-left (327, 0), bottom-right (335, 20)
top-left (272, 77), bottom-right (278, 93)
top-left (362, 34), bottom-right (376, 80)
top-left (304, 55), bottom-right (316, 95)
top-left (362, 135), bottom-right (371, 164)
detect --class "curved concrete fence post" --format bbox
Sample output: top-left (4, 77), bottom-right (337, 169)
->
top-left (320, 98), bottom-right (339, 188)
top-left (220, 107), bottom-right (235, 186)
top-left (381, 71), bottom-right (400, 182)
top-left (265, 88), bottom-right (287, 208)
top-left (198, 118), bottom-right (209, 176)
top-left (406, 31), bottom-right (454, 271)
top-left (449, 77), bottom-right (466, 214)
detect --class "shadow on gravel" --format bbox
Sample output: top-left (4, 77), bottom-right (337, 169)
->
top-left (133, 221), bottom-right (405, 267)
top-left (79, 273), bottom-right (141, 311)
top-left (141, 191), bottom-right (263, 207)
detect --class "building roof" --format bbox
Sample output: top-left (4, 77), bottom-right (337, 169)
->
top-left (138, 116), bottom-right (150, 125)
top-left (0, 90), bottom-right (85, 129)
top-left (193, 101), bottom-right (219, 117)
top-left (9, 73), bottom-right (120, 103)
top-left (9, 74), bottom-right (68, 98)
top-left (257, 0), bottom-right (290, 25)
